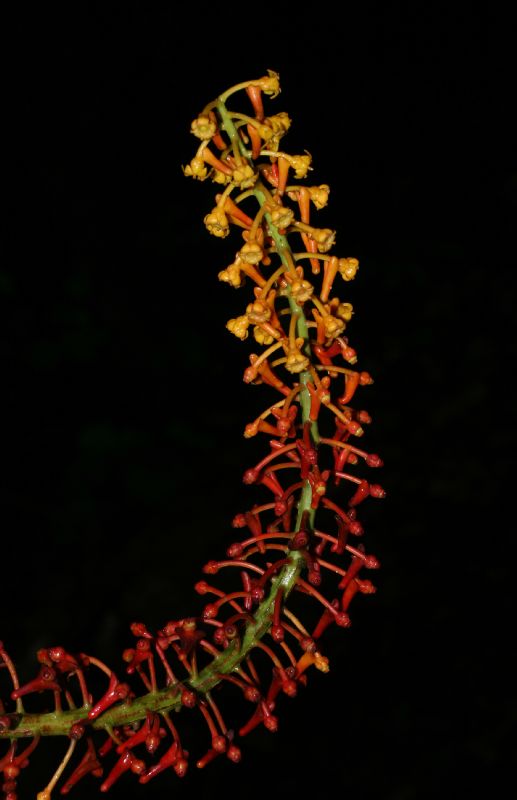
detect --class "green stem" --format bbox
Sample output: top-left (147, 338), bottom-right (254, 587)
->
top-left (1, 97), bottom-right (320, 741)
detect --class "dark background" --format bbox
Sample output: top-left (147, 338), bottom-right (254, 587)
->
top-left (2, 4), bottom-right (512, 799)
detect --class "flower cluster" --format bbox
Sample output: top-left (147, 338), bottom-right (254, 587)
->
top-left (0, 72), bottom-right (383, 797)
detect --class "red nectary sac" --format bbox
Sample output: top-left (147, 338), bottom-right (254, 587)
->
top-left (0, 71), bottom-right (383, 796)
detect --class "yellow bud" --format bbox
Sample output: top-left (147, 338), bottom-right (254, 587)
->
top-left (260, 112), bottom-right (291, 150)
top-left (218, 262), bottom-right (242, 288)
top-left (239, 241), bottom-right (263, 265)
top-left (314, 652), bottom-right (329, 673)
top-left (256, 123), bottom-right (276, 141)
top-left (255, 69), bottom-right (281, 98)
top-left (246, 300), bottom-right (271, 324)
top-left (286, 347), bottom-right (310, 374)
top-left (267, 112), bottom-right (291, 134)
top-left (227, 315), bottom-right (249, 340)
top-left (253, 325), bottom-right (274, 345)
top-left (290, 278), bottom-right (314, 303)
top-left (190, 115), bottom-right (217, 140)
top-left (338, 257), bottom-right (359, 281)
top-left (232, 163), bottom-right (257, 189)
top-left (308, 184), bottom-right (330, 210)
top-left (182, 156), bottom-right (208, 180)
top-left (270, 203), bottom-right (295, 229)
top-left (312, 227), bottom-right (336, 253)
top-left (204, 207), bottom-right (230, 238)
top-left (337, 302), bottom-right (354, 322)
top-left (211, 169), bottom-right (231, 185)
top-left (287, 153), bottom-right (312, 179)
top-left (323, 314), bottom-right (345, 339)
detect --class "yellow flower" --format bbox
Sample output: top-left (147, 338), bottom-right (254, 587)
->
top-left (253, 326), bottom-right (274, 345)
top-left (182, 156), bottom-right (208, 180)
top-left (323, 314), bottom-right (345, 339)
top-left (337, 302), bottom-right (354, 322)
top-left (286, 345), bottom-right (310, 374)
top-left (232, 163), bottom-right (257, 189)
top-left (255, 69), bottom-right (281, 98)
top-left (211, 169), bottom-right (231, 185)
top-left (286, 153), bottom-right (312, 179)
top-left (269, 203), bottom-right (295, 230)
top-left (267, 112), bottom-right (291, 134)
top-left (261, 112), bottom-right (291, 151)
top-left (290, 278), bottom-right (314, 303)
top-left (227, 315), bottom-right (249, 340)
top-left (308, 184), bottom-right (330, 210)
top-left (218, 261), bottom-right (242, 288)
top-left (338, 257), bottom-right (359, 281)
top-left (254, 122), bottom-right (275, 141)
top-left (204, 207), bottom-right (230, 238)
top-left (190, 115), bottom-right (217, 140)
top-left (239, 241), bottom-right (263, 265)
top-left (311, 227), bottom-right (336, 253)
top-left (246, 300), bottom-right (271, 324)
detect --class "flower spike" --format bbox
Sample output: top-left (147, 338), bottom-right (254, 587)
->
top-left (0, 71), bottom-right (383, 797)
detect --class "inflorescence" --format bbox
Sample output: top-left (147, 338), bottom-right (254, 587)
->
top-left (0, 71), bottom-right (384, 798)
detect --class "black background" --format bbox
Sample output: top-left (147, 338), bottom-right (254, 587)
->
top-left (2, 4), bottom-right (513, 799)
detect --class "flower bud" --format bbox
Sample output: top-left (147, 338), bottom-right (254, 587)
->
top-left (212, 169), bottom-right (231, 185)
top-left (239, 241), bottom-right (263, 264)
top-left (204, 207), bottom-right (229, 238)
top-left (337, 302), bottom-right (354, 322)
top-left (253, 326), bottom-right (274, 345)
top-left (232, 163), bottom-right (257, 189)
top-left (286, 346), bottom-right (310, 373)
top-left (267, 112), bottom-right (291, 134)
top-left (269, 203), bottom-right (294, 229)
top-left (226, 315), bottom-right (249, 340)
top-left (287, 153), bottom-right (312, 179)
top-left (190, 115), bottom-right (217, 140)
top-left (182, 156), bottom-right (208, 180)
top-left (227, 744), bottom-right (242, 763)
top-left (323, 314), bottom-right (345, 339)
top-left (312, 227), bottom-right (336, 253)
top-left (290, 278), bottom-right (314, 303)
top-left (308, 184), bottom-right (330, 209)
top-left (255, 69), bottom-right (281, 98)
top-left (338, 257), bottom-right (359, 281)
top-left (314, 652), bottom-right (330, 672)
top-left (246, 300), bottom-right (271, 324)
top-left (218, 262), bottom-right (242, 288)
